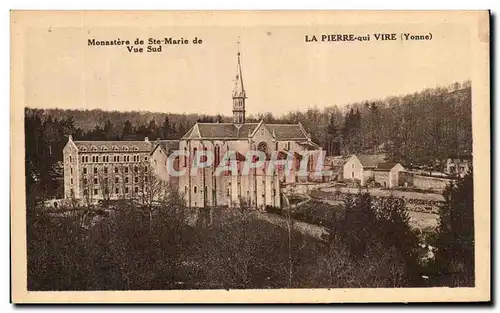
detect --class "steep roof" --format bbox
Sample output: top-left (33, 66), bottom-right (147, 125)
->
top-left (73, 140), bottom-right (153, 152)
top-left (267, 124), bottom-right (309, 140)
top-left (151, 140), bottom-right (180, 155)
top-left (357, 154), bottom-right (387, 168)
top-left (373, 162), bottom-right (402, 171)
top-left (182, 122), bottom-right (310, 141)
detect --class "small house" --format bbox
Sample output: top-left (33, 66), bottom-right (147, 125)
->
top-left (343, 154), bottom-right (387, 186)
top-left (373, 162), bottom-right (405, 188)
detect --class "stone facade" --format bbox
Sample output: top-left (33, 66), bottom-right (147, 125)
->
top-left (63, 137), bottom-right (154, 201)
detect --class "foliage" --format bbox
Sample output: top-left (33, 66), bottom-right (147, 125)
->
top-left (434, 169), bottom-right (474, 286)
top-left (331, 191), bottom-right (420, 286)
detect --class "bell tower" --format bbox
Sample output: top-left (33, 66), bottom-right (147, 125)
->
top-left (232, 38), bottom-right (246, 125)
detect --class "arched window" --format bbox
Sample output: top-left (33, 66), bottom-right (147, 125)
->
top-left (194, 186), bottom-right (198, 194)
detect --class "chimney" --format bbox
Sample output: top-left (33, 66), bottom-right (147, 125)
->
top-left (144, 137), bottom-right (149, 142)
top-left (68, 134), bottom-right (73, 142)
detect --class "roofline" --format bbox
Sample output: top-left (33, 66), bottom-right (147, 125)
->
top-left (150, 143), bottom-right (161, 156)
top-left (73, 140), bottom-right (150, 143)
top-left (249, 120), bottom-right (266, 137)
top-left (181, 137), bottom-right (310, 141)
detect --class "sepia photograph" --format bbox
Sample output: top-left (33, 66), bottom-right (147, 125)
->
top-left (10, 10), bottom-right (490, 303)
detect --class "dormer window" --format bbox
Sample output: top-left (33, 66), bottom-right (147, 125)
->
top-left (91, 146), bottom-right (98, 152)
top-left (123, 146), bottom-right (129, 151)
top-left (82, 148), bottom-right (87, 152)
top-left (113, 146), bottom-right (119, 151)
top-left (102, 147), bottom-right (108, 152)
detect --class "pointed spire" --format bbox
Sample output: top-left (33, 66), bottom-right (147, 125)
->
top-left (232, 36), bottom-right (246, 125)
top-left (233, 37), bottom-right (245, 98)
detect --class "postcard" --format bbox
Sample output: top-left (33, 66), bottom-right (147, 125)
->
top-left (11, 10), bottom-right (490, 303)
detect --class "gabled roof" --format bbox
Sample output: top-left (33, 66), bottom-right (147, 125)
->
top-left (266, 124), bottom-right (309, 140)
top-left (357, 154), bottom-right (388, 168)
top-left (73, 141), bottom-right (153, 152)
top-left (373, 162), bottom-right (402, 171)
top-left (181, 122), bottom-right (310, 141)
top-left (151, 140), bottom-right (179, 155)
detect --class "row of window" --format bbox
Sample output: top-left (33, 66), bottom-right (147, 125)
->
top-left (81, 165), bottom-right (149, 175)
top-left (80, 146), bottom-right (141, 153)
top-left (83, 186), bottom-right (141, 196)
top-left (184, 180), bottom-right (275, 195)
top-left (180, 142), bottom-right (293, 167)
top-left (80, 154), bottom-right (148, 163)
top-left (83, 175), bottom-right (148, 185)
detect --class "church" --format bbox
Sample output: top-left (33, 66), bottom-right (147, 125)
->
top-left (63, 48), bottom-right (322, 209)
top-left (177, 49), bottom-right (322, 209)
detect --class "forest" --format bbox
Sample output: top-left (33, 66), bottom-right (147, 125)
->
top-left (27, 172), bottom-right (474, 290)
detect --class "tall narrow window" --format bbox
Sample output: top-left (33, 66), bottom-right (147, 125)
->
top-left (184, 147), bottom-right (188, 167)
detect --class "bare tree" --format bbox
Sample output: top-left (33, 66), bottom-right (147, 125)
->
top-left (137, 161), bottom-right (165, 221)
top-left (285, 186), bottom-right (296, 287)
top-left (97, 166), bottom-right (113, 209)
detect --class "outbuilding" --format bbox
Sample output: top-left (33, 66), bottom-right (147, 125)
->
top-left (373, 162), bottom-right (405, 189)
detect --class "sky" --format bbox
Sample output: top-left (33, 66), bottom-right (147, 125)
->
top-left (23, 13), bottom-right (471, 117)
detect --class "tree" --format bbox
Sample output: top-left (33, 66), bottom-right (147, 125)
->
top-left (325, 114), bottom-right (340, 156)
top-left (160, 116), bottom-right (171, 139)
top-left (121, 120), bottom-right (134, 140)
top-left (435, 169), bottom-right (474, 286)
top-left (340, 191), bottom-right (378, 259)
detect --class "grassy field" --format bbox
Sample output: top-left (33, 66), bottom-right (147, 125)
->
top-left (408, 211), bottom-right (439, 233)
